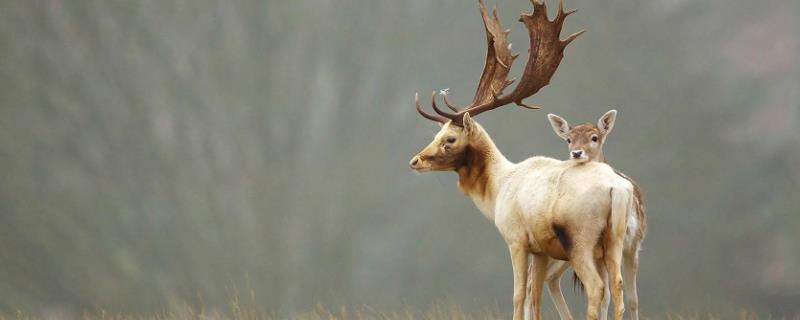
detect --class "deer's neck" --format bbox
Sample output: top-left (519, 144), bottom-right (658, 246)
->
top-left (455, 127), bottom-right (511, 220)
top-left (591, 151), bottom-right (607, 163)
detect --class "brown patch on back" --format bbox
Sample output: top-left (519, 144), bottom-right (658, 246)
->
top-left (612, 168), bottom-right (647, 240)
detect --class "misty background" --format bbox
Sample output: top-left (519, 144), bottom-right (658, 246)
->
top-left (0, 0), bottom-right (798, 317)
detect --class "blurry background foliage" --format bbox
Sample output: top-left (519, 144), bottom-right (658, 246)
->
top-left (0, 0), bottom-right (798, 317)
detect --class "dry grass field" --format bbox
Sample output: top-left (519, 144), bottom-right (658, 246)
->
top-left (5, 302), bottom-right (800, 320)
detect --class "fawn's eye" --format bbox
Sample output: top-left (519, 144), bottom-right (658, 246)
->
top-left (566, 138), bottom-right (571, 144)
top-left (446, 137), bottom-right (456, 144)
top-left (591, 135), bottom-right (598, 142)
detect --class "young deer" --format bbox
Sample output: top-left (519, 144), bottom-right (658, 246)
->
top-left (409, 2), bottom-right (633, 319)
top-left (527, 110), bottom-right (647, 320)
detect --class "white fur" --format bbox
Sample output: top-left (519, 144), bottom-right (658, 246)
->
top-left (412, 120), bottom-right (634, 320)
top-left (529, 109), bottom-right (646, 320)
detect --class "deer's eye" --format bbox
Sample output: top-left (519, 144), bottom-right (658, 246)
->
top-left (446, 137), bottom-right (456, 144)
top-left (566, 138), bottom-right (571, 144)
top-left (591, 135), bottom-right (598, 142)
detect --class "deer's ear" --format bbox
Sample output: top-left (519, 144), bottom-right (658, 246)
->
top-left (462, 112), bottom-right (475, 134)
top-left (598, 109), bottom-right (617, 135)
top-left (547, 113), bottom-right (570, 140)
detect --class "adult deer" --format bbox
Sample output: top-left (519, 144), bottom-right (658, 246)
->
top-left (536, 110), bottom-right (647, 320)
top-left (408, 1), bottom-right (633, 319)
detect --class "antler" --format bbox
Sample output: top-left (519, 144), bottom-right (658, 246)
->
top-left (415, 0), bottom-right (584, 125)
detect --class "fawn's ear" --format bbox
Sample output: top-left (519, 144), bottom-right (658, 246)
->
top-left (462, 112), bottom-right (475, 134)
top-left (597, 109), bottom-right (617, 135)
top-left (547, 113), bottom-right (571, 140)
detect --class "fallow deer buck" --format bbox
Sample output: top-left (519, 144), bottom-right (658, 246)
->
top-left (523, 110), bottom-right (647, 320)
top-left (408, 1), bottom-right (633, 319)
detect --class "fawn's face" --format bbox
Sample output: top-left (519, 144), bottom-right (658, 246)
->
top-left (410, 114), bottom-right (475, 172)
top-left (548, 110), bottom-right (617, 163)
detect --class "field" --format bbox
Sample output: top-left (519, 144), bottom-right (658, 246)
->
top-left (5, 302), bottom-right (800, 320)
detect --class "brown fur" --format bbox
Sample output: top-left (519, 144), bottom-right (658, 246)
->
top-left (552, 224), bottom-right (572, 255)
top-left (612, 169), bottom-right (647, 240)
top-left (456, 144), bottom-right (493, 200)
top-left (567, 123), bottom-right (606, 162)
top-left (410, 121), bottom-right (496, 201)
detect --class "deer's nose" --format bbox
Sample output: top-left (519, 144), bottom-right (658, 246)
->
top-left (571, 150), bottom-right (583, 159)
top-left (409, 157), bottom-right (420, 168)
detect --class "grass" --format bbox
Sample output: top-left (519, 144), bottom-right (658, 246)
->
top-left (5, 303), bottom-right (505, 320)
top-left (4, 300), bottom-right (800, 320)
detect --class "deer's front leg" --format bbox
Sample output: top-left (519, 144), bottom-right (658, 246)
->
top-left (509, 244), bottom-right (530, 320)
top-left (571, 250), bottom-right (604, 320)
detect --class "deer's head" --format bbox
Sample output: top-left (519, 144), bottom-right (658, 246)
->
top-left (410, 0), bottom-right (583, 171)
top-left (547, 110), bottom-right (617, 163)
top-left (409, 113), bottom-right (478, 172)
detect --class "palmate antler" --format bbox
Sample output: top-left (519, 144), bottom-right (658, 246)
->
top-left (416, 0), bottom-right (584, 125)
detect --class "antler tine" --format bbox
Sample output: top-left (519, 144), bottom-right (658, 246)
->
top-left (554, 0), bottom-right (577, 25)
top-left (556, 0), bottom-right (578, 24)
top-left (561, 30), bottom-right (586, 47)
top-left (442, 95), bottom-right (462, 112)
top-left (430, 91), bottom-right (459, 119)
top-left (530, 0), bottom-right (547, 18)
top-left (516, 101), bottom-right (542, 109)
top-left (415, 92), bottom-right (448, 123)
top-left (502, 78), bottom-right (516, 91)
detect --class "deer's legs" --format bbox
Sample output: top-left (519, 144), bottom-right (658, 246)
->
top-left (524, 254), bottom-right (548, 320)
top-left (525, 258), bottom-right (534, 320)
top-left (604, 238), bottom-right (625, 320)
top-left (623, 246), bottom-right (641, 320)
top-left (525, 257), bottom-right (558, 320)
top-left (545, 261), bottom-right (573, 320)
top-left (598, 262), bottom-right (610, 320)
top-left (509, 244), bottom-right (530, 320)
top-left (571, 250), bottom-right (604, 320)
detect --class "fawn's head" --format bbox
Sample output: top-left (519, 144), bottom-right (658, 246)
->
top-left (547, 110), bottom-right (617, 163)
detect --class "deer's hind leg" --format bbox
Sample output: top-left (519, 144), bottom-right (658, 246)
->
top-left (570, 249), bottom-right (604, 320)
top-left (604, 234), bottom-right (625, 320)
top-left (527, 258), bottom-right (568, 320)
top-left (545, 261), bottom-right (573, 320)
top-left (523, 254), bottom-right (549, 320)
top-left (623, 244), bottom-right (641, 320)
top-left (598, 260), bottom-right (610, 320)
